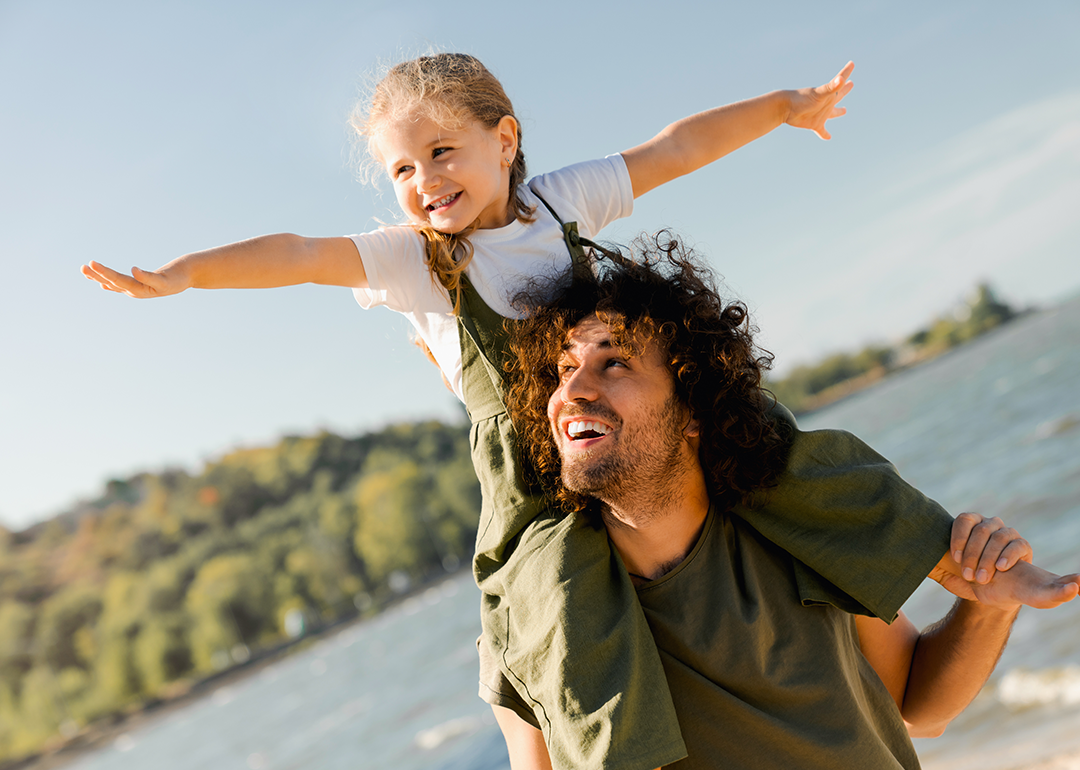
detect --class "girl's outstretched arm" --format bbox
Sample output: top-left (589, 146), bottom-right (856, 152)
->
top-left (81, 234), bottom-right (367, 298)
top-left (622, 61), bottom-right (855, 198)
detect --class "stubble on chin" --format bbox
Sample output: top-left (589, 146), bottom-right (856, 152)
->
top-left (557, 393), bottom-right (691, 526)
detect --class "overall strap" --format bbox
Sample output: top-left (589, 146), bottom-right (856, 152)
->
top-left (533, 192), bottom-right (635, 276)
top-left (532, 193), bottom-right (593, 284)
top-left (456, 275), bottom-right (514, 422)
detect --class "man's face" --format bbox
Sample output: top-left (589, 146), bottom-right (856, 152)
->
top-left (546, 315), bottom-right (695, 502)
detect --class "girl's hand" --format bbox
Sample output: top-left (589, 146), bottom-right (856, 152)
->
top-left (785, 61), bottom-right (855, 140)
top-left (950, 512), bottom-right (1032, 585)
top-left (81, 260), bottom-right (190, 299)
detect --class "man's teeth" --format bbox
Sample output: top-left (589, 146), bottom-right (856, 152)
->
top-left (427, 193), bottom-right (458, 210)
top-left (568, 420), bottom-right (611, 439)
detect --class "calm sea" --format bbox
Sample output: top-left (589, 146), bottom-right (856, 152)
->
top-left (62, 296), bottom-right (1080, 770)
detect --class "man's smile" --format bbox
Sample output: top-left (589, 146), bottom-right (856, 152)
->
top-left (566, 419), bottom-right (612, 441)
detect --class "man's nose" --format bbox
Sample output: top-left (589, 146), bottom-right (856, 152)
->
top-left (562, 365), bottom-right (600, 402)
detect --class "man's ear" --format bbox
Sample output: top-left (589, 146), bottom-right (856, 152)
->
top-left (683, 414), bottom-right (700, 439)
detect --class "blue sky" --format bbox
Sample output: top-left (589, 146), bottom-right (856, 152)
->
top-left (1, 0), bottom-right (1078, 529)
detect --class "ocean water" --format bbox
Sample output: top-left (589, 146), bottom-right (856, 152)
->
top-left (62, 296), bottom-right (1080, 770)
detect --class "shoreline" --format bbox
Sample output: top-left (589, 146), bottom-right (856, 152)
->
top-left (2, 570), bottom-right (471, 770)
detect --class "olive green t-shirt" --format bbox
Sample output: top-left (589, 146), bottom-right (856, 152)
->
top-left (637, 506), bottom-right (921, 769)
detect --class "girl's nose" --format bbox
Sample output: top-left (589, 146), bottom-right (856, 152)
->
top-left (415, 164), bottom-right (440, 192)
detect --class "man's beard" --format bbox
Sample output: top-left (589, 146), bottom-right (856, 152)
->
top-left (559, 392), bottom-right (689, 516)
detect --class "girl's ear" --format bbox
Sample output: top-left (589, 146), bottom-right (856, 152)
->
top-left (496, 115), bottom-right (519, 159)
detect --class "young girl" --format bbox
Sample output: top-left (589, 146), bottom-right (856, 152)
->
top-left (82, 54), bottom-right (961, 769)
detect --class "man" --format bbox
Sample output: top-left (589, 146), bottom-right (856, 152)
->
top-left (496, 234), bottom-right (1079, 769)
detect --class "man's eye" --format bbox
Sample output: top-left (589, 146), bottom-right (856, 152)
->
top-left (606, 359), bottom-right (627, 369)
top-left (557, 365), bottom-right (576, 379)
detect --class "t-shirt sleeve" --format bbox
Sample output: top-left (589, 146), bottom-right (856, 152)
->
top-left (349, 226), bottom-right (434, 312)
top-left (526, 154), bottom-right (634, 238)
top-left (734, 427), bottom-right (954, 621)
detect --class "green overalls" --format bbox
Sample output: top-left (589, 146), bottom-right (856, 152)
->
top-left (455, 208), bottom-right (954, 770)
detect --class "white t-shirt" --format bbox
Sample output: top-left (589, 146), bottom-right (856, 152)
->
top-left (350, 154), bottom-right (634, 401)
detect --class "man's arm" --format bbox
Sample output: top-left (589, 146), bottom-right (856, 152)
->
top-left (81, 234), bottom-right (366, 298)
top-left (621, 62), bottom-right (854, 198)
top-left (855, 601), bottom-right (1018, 738)
top-left (858, 514), bottom-right (1078, 737)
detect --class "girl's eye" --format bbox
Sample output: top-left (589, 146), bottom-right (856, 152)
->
top-left (394, 165), bottom-right (413, 178)
top-left (432, 147), bottom-right (451, 158)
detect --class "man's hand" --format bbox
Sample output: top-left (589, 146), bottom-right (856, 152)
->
top-left (930, 514), bottom-right (1079, 609)
top-left (81, 260), bottom-right (189, 298)
top-left (950, 512), bottom-right (1032, 584)
top-left (784, 61), bottom-right (854, 140)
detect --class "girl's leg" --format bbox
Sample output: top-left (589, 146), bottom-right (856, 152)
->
top-left (492, 705), bottom-right (552, 770)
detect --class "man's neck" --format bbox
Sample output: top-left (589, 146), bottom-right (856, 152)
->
top-left (602, 460), bottom-right (711, 584)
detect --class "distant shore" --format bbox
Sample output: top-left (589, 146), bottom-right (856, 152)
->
top-left (1, 570), bottom-right (466, 770)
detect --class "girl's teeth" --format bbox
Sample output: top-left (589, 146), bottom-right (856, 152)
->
top-left (428, 193), bottom-right (457, 210)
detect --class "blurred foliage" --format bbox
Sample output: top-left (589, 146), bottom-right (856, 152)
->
top-left (768, 283), bottom-right (1021, 415)
top-left (0, 420), bottom-right (477, 764)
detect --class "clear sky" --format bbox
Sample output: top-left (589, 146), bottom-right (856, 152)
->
top-left (1, 0), bottom-right (1078, 529)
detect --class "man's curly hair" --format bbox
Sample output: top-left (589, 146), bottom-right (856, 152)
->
top-left (504, 232), bottom-right (790, 518)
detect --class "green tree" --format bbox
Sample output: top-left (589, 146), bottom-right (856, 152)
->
top-left (35, 585), bottom-right (102, 672)
top-left (185, 552), bottom-right (273, 672)
top-left (134, 612), bottom-right (192, 693)
top-left (353, 454), bottom-right (440, 586)
top-left (0, 600), bottom-right (35, 700)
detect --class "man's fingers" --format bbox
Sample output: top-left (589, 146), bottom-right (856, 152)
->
top-left (951, 512), bottom-right (983, 564)
top-left (995, 538), bottom-right (1033, 571)
top-left (976, 528), bottom-right (1028, 583)
top-left (964, 516), bottom-right (1013, 581)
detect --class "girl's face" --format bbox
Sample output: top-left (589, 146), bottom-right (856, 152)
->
top-left (374, 111), bottom-right (518, 232)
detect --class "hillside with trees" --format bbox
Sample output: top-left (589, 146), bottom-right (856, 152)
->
top-left (0, 421), bottom-right (479, 766)
top-left (767, 283), bottom-right (1024, 415)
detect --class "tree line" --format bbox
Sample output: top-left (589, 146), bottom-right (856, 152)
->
top-left (767, 283), bottom-right (1022, 414)
top-left (0, 421), bottom-right (479, 765)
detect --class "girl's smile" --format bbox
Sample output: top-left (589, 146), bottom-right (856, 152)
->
top-left (374, 111), bottom-right (518, 232)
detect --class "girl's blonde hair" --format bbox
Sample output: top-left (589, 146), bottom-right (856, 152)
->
top-left (351, 53), bottom-right (534, 312)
